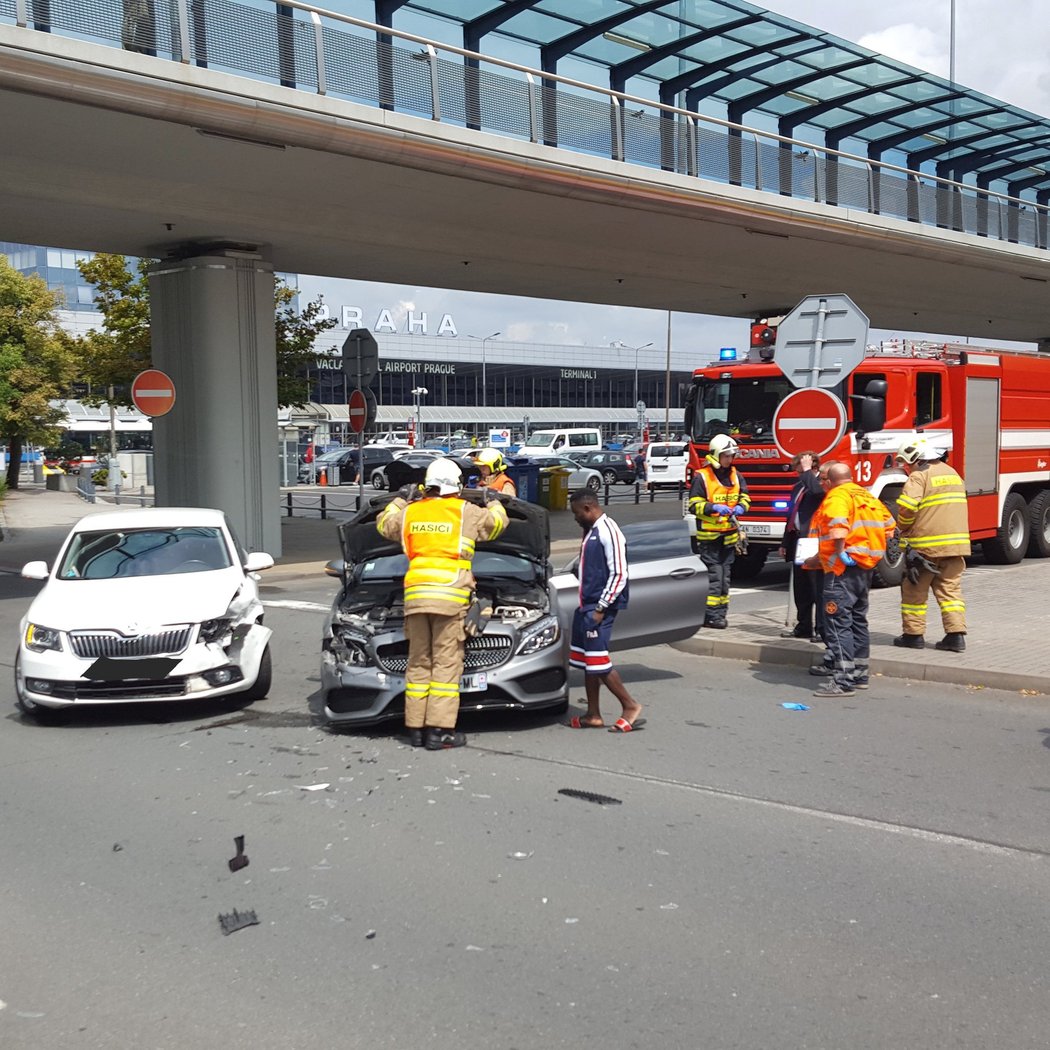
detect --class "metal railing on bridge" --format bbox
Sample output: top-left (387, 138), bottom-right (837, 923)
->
top-left (5, 0), bottom-right (1045, 249)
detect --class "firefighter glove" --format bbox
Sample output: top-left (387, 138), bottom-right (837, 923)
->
top-left (729, 505), bottom-right (745, 517)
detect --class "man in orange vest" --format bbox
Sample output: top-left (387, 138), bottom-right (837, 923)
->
top-left (475, 448), bottom-right (517, 497)
top-left (803, 462), bottom-right (896, 697)
top-left (687, 433), bottom-right (751, 628)
top-left (377, 458), bottom-right (508, 749)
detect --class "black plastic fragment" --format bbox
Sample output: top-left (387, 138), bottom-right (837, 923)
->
top-left (557, 788), bottom-right (622, 806)
top-left (218, 908), bottom-right (260, 935)
top-left (228, 834), bottom-right (249, 872)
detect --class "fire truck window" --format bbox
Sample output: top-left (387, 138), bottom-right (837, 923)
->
top-left (851, 373), bottom-right (886, 397)
top-left (914, 372), bottom-right (943, 426)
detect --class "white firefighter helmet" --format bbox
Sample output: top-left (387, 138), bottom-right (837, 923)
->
top-left (424, 458), bottom-right (463, 496)
top-left (708, 434), bottom-right (739, 458)
top-left (896, 437), bottom-right (931, 465)
top-left (475, 447), bottom-right (505, 474)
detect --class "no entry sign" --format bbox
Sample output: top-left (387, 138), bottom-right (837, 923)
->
top-left (772, 387), bottom-right (847, 458)
top-left (348, 388), bottom-right (368, 434)
top-left (131, 369), bottom-right (176, 417)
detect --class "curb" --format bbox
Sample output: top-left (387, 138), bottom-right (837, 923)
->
top-left (671, 635), bottom-right (1048, 696)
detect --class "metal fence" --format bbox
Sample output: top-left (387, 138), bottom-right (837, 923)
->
top-left (3, 0), bottom-right (1046, 250)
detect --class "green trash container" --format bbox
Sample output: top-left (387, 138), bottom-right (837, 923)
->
top-left (536, 468), bottom-right (554, 509)
top-left (548, 467), bottom-right (572, 511)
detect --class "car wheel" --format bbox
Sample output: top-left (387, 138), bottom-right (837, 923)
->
top-left (371, 471), bottom-right (386, 490)
top-left (586, 475), bottom-right (601, 492)
top-left (14, 651), bottom-right (69, 725)
top-left (241, 645), bottom-right (272, 703)
top-left (602, 470), bottom-right (617, 486)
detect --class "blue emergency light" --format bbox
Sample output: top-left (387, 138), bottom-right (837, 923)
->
top-left (719, 347), bottom-right (737, 361)
top-left (773, 500), bottom-right (789, 510)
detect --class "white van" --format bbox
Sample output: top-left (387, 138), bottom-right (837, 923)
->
top-left (644, 441), bottom-right (689, 487)
top-left (518, 428), bottom-right (602, 457)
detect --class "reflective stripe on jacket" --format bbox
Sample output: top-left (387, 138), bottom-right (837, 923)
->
top-left (687, 463), bottom-right (751, 544)
top-left (811, 481), bottom-right (896, 575)
top-left (376, 495), bottom-right (509, 614)
top-left (896, 461), bottom-right (971, 557)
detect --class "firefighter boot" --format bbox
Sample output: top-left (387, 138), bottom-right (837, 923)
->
top-left (934, 632), bottom-right (966, 653)
top-left (406, 727), bottom-right (425, 747)
top-left (892, 634), bottom-right (925, 649)
top-left (425, 727), bottom-right (467, 750)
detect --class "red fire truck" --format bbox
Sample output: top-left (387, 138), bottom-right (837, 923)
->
top-left (684, 330), bottom-right (1050, 584)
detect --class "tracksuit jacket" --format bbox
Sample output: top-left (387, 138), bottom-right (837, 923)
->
top-left (578, 513), bottom-right (630, 612)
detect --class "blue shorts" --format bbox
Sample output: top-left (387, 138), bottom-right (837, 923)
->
top-left (569, 605), bottom-right (617, 675)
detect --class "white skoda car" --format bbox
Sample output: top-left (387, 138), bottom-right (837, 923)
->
top-left (16, 508), bottom-right (274, 723)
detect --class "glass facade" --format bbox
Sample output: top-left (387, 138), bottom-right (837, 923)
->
top-left (0, 242), bottom-right (99, 312)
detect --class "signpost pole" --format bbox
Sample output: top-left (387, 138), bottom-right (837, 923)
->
top-left (356, 335), bottom-right (364, 513)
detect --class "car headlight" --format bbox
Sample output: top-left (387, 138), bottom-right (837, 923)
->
top-left (200, 617), bottom-right (234, 644)
top-left (25, 624), bottom-right (62, 653)
top-left (333, 626), bottom-right (373, 666)
top-left (516, 615), bottom-right (560, 656)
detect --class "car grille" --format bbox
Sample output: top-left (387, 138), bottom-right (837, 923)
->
top-left (68, 626), bottom-right (193, 659)
top-left (50, 678), bottom-right (189, 700)
top-left (375, 634), bottom-right (514, 674)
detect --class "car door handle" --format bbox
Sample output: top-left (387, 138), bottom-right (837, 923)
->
top-left (669, 567), bottom-right (696, 579)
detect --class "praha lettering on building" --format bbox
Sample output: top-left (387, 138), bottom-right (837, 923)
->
top-left (314, 304), bottom-right (458, 336)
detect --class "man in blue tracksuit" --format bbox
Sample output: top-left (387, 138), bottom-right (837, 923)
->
top-left (565, 489), bottom-right (645, 733)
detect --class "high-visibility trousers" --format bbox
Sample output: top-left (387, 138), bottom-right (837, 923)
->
top-left (900, 555), bottom-right (966, 636)
top-left (403, 611), bottom-right (467, 730)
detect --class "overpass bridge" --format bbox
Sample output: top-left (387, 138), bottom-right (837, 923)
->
top-left (2, 0), bottom-right (1050, 552)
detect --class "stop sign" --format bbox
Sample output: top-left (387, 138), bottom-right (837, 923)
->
top-left (131, 369), bottom-right (176, 417)
top-left (348, 388), bottom-right (368, 434)
top-left (773, 388), bottom-right (847, 459)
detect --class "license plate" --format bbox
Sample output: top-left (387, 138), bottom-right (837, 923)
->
top-left (460, 672), bottom-right (487, 693)
top-left (741, 522), bottom-right (771, 536)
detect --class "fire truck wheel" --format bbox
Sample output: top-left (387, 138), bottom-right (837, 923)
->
top-left (872, 494), bottom-right (905, 588)
top-left (1026, 490), bottom-right (1050, 558)
top-left (982, 491), bottom-right (1029, 565)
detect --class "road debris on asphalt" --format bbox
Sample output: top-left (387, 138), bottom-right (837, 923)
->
top-left (228, 834), bottom-right (249, 872)
top-left (557, 788), bottom-right (622, 806)
top-left (218, 908), bottom-right (260, 935)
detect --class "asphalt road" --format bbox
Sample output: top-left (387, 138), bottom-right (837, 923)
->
top-left (3, 572), bottom-right (1050, 1049)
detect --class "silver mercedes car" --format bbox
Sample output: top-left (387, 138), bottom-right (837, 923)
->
top-left (320, 493), bottom-right (706, 729)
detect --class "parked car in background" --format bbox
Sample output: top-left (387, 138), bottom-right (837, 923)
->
top-left (320, 499), bottom-right (704, 728)
top-left (644, 441), bottom-right (689, 488)
top-left (297, 446), bottom-right (399, 485)
top-left (565, 449), bottom-right (638, 485)
top-left (370, 450), bottom-right (442, 490)
top-left (16, 507), bottom-right (274, 723)
top-left (516, 455), bottom-right (602, 492)
top-left (371, 430), bottom-right (413, 447)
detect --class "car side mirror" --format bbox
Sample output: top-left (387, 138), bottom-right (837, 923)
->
top-left (324, 558), bottom-right (346, 579)
top-left (244, 552), bottom-right (274, 572)
top-left (21, 561), bottom-right (49, 580)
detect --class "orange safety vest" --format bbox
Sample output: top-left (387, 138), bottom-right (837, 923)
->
top-left (484, 472), bottom-right (516, 496)
top-left (812, 482), bottom-right (895, 575)
top-left (691, 464), bottom-right (744, 541)
top-left (401, 498), bottom-right (474, 607)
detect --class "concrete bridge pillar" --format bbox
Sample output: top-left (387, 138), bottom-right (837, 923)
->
top-left (148, 248), bottom-right (281, 557)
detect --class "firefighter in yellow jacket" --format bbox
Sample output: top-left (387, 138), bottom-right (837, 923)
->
top-left (687, 434), bottom-right (751, 628)
top-left (892, 437), bottom-right (971, 653)
top-left (377, 458), bottom-right (508, 749)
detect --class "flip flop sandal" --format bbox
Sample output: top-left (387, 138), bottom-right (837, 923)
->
top-left (567, 716), bottom-right (605, 729)
top-left (608, 717), bottom-right (647, 733)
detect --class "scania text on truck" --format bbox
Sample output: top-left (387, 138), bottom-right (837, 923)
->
top-left (683, 329), bottom-right (1050, 583)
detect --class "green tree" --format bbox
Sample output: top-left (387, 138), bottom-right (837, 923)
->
top-left (76, 255), bottom-right (336, 408)
top-left (0, 256), bottom-right (78, 489)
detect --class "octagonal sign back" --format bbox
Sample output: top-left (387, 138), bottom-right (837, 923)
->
top-left (774, 294), bottom-right (869, 390)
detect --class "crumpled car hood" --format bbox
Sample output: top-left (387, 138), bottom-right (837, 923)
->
top-left (27, 570), bottom-right (245, 631)
top-left (338, 492), bottom-right (550, 568)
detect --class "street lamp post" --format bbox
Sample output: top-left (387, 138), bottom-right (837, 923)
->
top-left (411, 386), bottom-right (428, 446)
top-left (467, 331), bottom-right (500, 410)
top-left (612, 339), bottom-right (653, 414)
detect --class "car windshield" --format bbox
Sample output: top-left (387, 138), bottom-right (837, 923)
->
top-left (57, 526), bottom-right (233, 579)
top-left (358, 549), bottom-right (536, 582)
top-left (688, 377), bottom-right (792, 443)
